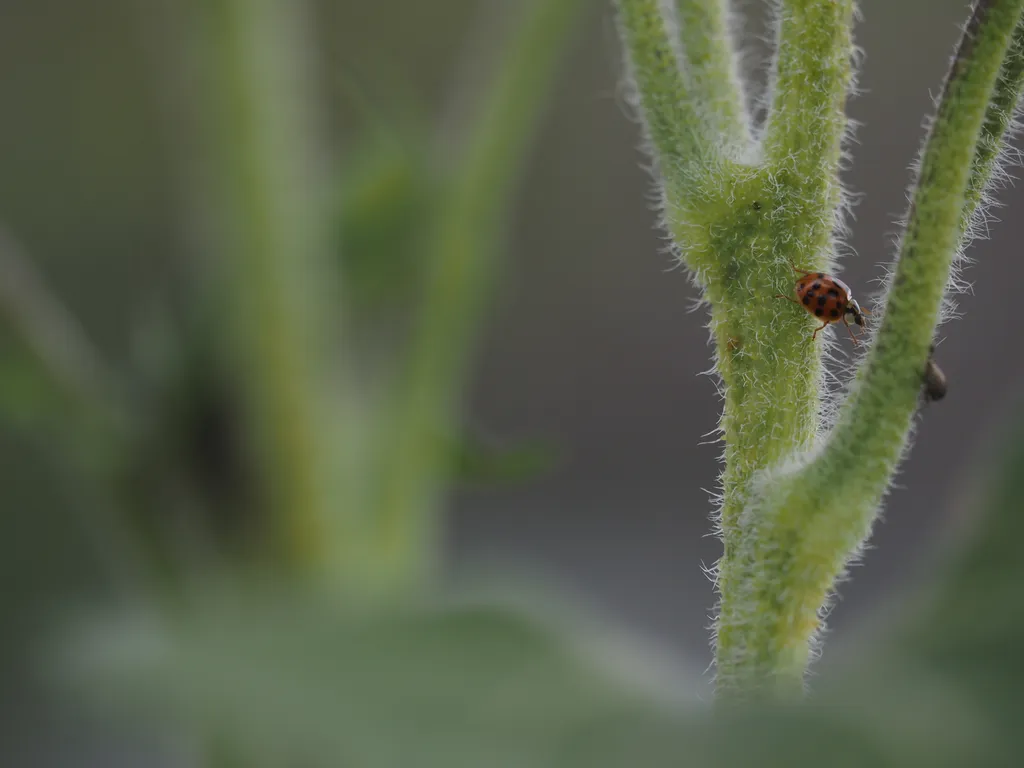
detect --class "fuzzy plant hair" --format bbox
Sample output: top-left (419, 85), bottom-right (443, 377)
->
top-left (615, 0), bottom-right (1024, 701)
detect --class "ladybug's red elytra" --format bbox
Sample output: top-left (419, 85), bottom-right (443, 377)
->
top-left (776, 266), bottom-right (869, 344)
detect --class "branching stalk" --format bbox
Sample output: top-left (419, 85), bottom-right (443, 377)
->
top-left (618, 0), bottom-right (1024, 701)
top-left (616, 0), bottom-right (854, 553)
top-left (715, 0), bottom-right (1024, 699)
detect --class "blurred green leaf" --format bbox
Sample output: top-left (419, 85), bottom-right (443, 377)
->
top-left (0, 324), bottom-right (66, 431)
top-left (59, 578), bottom-right (1018, 768)
top-left (0, 320), bottom-right (126, 479)
top-left (61, 589), bottom-right (702, 767)
top-left (891, 404), bottom-right (1024, 756)
top-left (448, 429), bottom-right (562, 487)
top-left (335, 136), bottom-right (435, 314)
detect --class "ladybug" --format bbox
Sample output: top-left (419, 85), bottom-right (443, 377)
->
top-left (776, 266), bottom-right (868, 344)
top-left (922, 344), bottom-right (947, 403)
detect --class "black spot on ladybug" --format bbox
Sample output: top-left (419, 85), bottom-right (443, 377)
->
top-left (816, 273), bottom-right (824, 279)
top-left (817, 295), bottom-right (828, 308)
top-left (814, 308), bottom-right (824, 317)
top-left (812, 281), bottom-right (822, 290)
top-left (827, 288), bottom-right (839, 298)
top-left (802, 295), bottom-right (811, 306)
top-left (830, 309), bottom-right (840, 318)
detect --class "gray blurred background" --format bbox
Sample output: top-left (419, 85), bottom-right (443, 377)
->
top-left (2, 0), bottom-right (1022, 760)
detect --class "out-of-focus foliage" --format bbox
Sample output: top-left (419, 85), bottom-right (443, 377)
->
top-left (897, 408), bottom-right (1024, 756)
top-left (63, 591), bottom-right (691, 768)
top-left (336, 135), bottom-right (434, 317)
top-left (449, 430), bottom-right (561, 487)
top-left (6, 0), bottom-right (1024, 764)
top-left (61, 407), bottom-right (1024, 765)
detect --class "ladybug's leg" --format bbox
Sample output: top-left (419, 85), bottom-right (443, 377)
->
top-left (842, 316), bottom-right (861, 346)
top-left (787, 261), bottom-right (821, 277)
top-left (811, 320), bottom-right (830, 341)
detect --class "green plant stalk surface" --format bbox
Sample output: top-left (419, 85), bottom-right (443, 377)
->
top-left (617, 0), bottom-right (853, 554)
top-left (618, 0), bottom-right (852, 680)
top-left (715, 0), bottom-right (1024, 698)
top-left (618, 0), bottom-right (1024, 700)
top-left (671, 0), bottom-right (749, 148)
top-left (962, 17), bottom-right (1024, 233)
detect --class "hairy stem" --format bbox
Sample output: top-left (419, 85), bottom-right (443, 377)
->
top-left (672, 0), bottom-right (751, 150)
top-left (192, 0), bottom-right (339, 573)
top-left (616, 0), bottom-right (709, 179)
top-left (616, 0), bottom-right (854, 557)
top-left (716, 0), bottom-right (1024, 700)
top-left (368, 0), bottom-right (584, 595)
top-left (962, 13), bottom-right (1024, 233)
top-left (764, 0), bottom-right (856, 201)
top-left (715, 0), bottom-right (856, 551)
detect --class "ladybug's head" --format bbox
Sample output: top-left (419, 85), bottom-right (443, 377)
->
top-left (845, 299), bottom-right (867, 327)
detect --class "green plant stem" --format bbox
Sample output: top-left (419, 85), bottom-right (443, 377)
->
top-left (368, 0), bottom-right (585, 595)
top-left (672, 0), bottom-right (750, 149)
top-left (0, 227), bottom-right (123, 441)
top-left (764, 0), bottom-right (856, 202)
top-left (715, 0), bottom-right (1024, 700)
top-left (192, 0), bottom-right (338, 574)
top-left (616, 0), bottom-right (855, 557)
top-left (962, 13), bottom-right (1024, 233)
top-left (616, 0), bottom-right (708, 177)
top-left (0, 227), bottom-right (181, 597)
top-left (713, 0), bottom-right (855, 547)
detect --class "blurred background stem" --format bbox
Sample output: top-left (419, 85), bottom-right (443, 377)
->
top-left (367, 0), bottom-right (586, 596)
top-left (0, 227), bottom-right (156, 590)
top-left (189, 0), bottom-right (343, 578)
top-left (0, 227), bottom-right (121, 434)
